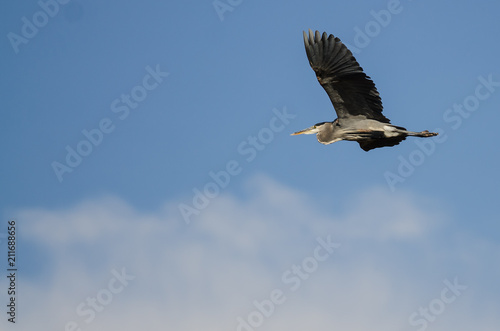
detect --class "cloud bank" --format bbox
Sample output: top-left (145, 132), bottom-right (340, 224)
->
top-left (2, 175), bottom-right (499, 330)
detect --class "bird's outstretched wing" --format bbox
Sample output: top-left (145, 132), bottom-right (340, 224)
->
top-left (303, 29), bottom-right (390, 123)
top-left (358, 136), bottom-right (406, 151)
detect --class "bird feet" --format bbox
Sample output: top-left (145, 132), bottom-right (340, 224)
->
top-left (420, 130), bottom-right (438, 137)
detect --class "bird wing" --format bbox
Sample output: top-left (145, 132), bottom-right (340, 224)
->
top-left (358, 136), bottom-right (406, 151)
top-left (303, 29), bottom-right (390, 123)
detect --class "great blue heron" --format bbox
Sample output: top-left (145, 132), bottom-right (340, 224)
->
top-left (292, 29), bottom-right (437, 151)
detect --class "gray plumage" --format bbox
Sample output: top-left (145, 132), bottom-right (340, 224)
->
top-left (292, 29), bottom-right (437, 151)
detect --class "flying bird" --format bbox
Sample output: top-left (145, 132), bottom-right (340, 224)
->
top-left (292, 29), bottom-right (437, 151)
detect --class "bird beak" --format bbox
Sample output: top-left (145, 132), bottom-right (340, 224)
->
top-left (291, 126), bottom-right (317, 135)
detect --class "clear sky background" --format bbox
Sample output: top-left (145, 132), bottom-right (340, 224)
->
top-left (1, 0), bottom-right (499, 330)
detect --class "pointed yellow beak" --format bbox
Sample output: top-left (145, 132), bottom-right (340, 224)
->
top-left (291, 126), bottom-right (317, 136)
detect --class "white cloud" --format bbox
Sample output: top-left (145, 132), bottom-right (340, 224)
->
top-left (3, 174), bottom-right (499, 331)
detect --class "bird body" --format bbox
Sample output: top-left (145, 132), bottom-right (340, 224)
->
top-left (292, 30), bottom-right (437, 151)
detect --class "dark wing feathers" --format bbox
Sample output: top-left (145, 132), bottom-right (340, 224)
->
top-left (303, 29), bottom-right (390, 123)
top-left (358, 136), bottom-right (406, 152)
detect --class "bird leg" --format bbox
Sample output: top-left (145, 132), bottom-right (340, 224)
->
top-left (407, 130), bottom-right (438, 137)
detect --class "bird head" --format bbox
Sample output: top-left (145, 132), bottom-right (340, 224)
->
top-left (291, 122), bottom-right (328, 136)
top-left (291, 121), bottom-right (342, 145)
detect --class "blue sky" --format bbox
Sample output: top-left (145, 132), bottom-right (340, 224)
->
top-left (1, 0), bottom-right (500, 330)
